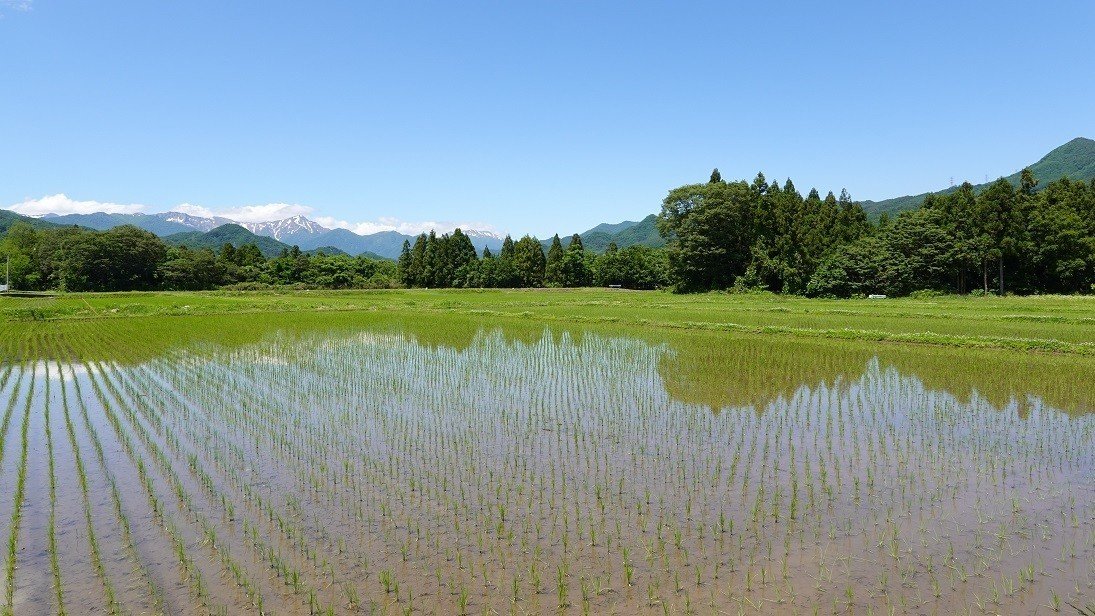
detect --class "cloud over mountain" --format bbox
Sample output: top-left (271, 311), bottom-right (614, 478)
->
top-left (10, 194), bottom-right (146, 217)
top-left (8, 194), bottom-right (502, 238)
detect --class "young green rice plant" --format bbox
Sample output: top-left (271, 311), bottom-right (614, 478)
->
top-left (556, 564), bottom-right (569, 608)
top-left (43, 370), bottom-right (66, 616)
top-left (4, 364), bottom-right (34, 615)
top-left (457, 585), bottom-right (469, 616)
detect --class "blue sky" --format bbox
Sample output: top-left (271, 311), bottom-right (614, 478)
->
top-left (1, 1), bottom-right (1093, 237)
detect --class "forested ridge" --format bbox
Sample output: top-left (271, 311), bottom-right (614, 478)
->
top-left (2, 166), bottom-right (1093, 295)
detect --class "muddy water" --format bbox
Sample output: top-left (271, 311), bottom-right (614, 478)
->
top-left (1, 327), bottom-right (1093, 614)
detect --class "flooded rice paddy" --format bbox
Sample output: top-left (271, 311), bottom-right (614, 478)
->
top-left (0, 319), bottom-right (1092, 615)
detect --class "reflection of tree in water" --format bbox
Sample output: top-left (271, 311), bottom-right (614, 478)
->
top-left (217, 325), bottom-right (1090, 419)
top-left (13, 309), bottom-right (1088, 414)
top-left (658, 336), bottom-right (869, 412)
top-left (659, 333), bottom-right (1094, 415)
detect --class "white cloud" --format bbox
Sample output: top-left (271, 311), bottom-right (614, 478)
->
top-left (176, 202), bottom-right (313, 223)
top-left (9, 194), bottom-right (147, 217)
top-left (7, 194), bottom-right (504, 236)
top-left (314, 215), bottom-right (501, 237)
top-left (172, 203), bottom-right (217, 218)
top-left (0, 1), bottom-right (33, 14)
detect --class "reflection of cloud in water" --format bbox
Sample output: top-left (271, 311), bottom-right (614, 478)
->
top-left (18, 361), bottom-right (90, 381)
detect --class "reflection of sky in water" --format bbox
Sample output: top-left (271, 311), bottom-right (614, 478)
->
top-left (147, 328), bottom-right (1092, 529)
top-left (151, 328), bottom-right (1092, 447)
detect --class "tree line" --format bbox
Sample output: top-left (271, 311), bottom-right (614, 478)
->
top-left (3, 166), bottom-right (1092, 296)
top-left (659, 168), bottom-right (1095, 296)
top-left (396, 229), bottom-right (669, 289)
top-left (0, 223), bottom-right (399, 291)
top-left (809, 172), bottom-right (1095, 296)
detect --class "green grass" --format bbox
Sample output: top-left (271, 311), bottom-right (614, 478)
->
top-left (4, 287), bottom-right (1093, 344)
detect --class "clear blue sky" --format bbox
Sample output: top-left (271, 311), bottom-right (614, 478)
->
top-left (2, 1), bottom-right (1093, 237)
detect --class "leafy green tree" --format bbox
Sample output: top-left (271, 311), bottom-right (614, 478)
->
top-left (560, 234), bottom-right (591, 286)
top-left (512, 235), bottom-right (546, 287)
top-left (421, 230), bottom-right (441, 287)
top-left (494, 235), bottom-right (520, 287)
top-left (0, 223), bottom-right (43, 289)
top-left (397, 239), bottom-right (413, 286)
top-left (658, 180), bottom-right (756, 291)
top-left (807, 236), bottom-right (899, 298)
top-left (592, 245), bottom-right (669, 289)
top-left (544, 234), bottom-right (565, 286)
top-left (160, 246), bottom-right (223, 290)
top-left (1027, 200), bottom-right (1091, 292)
top-left (974, 178), bottom-right (1018, 293)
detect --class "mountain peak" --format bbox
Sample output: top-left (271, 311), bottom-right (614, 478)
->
top-left (237, 215), bottom-right (330, 241)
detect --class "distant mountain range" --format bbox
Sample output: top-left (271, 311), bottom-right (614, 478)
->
top-left (32, 211), bottom-right (505, 259)
top-left (5, 137), bottom-right (1092, 256)
top-left (860, 137), bottom-right (1095, 217)
top-left (161, 224), bottom-right (353, 258)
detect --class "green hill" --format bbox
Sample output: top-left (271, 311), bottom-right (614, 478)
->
top-left (0, 209), bottom-right (66, 235)
top-left (165, 224), bottom-right (291, 257)
top-left (861, 137), bottom-right (1095, 217)
top-left (584, 219), bottom-right (644, 236)
top-left (551, 214), bottom-right (665, 254)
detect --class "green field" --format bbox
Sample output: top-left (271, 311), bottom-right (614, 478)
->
top-left (5, 288), bottom-right (1095, 346)
top-left (0, 289), bottom-right (1092, 614)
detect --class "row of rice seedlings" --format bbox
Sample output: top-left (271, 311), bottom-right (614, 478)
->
top-left (99, 336), bottom-right (352, 615)
top-left (42, 364), bottom-right (66, 615)
top-left (0, 365), bottom-right (22, 616)
top-left (59, 341), bottom-right (171, 613)
top-left (102, 358), bottom-right (330, 613)
top-left (148, 341), bottom-right (453, 612)
top-left (79, 359), bottom-right (233, 613)
top-left (53, 358), bottom-right (130, 614)
top-left (133, 353), bottom-right (377, 610)
top-left (2, 360), bottom-right (34, 616)
top-left (113, 364), bottom-right (322, 613)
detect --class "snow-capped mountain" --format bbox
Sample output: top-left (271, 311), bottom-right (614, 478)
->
top-left (464, 229), bottom-right (505, 241)
top-left (237, 215), bottom-right (331, 241)
top-left (154, 211), bottom-right (234, 232)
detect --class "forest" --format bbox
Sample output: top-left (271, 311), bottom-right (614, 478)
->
top-left (1, 167), bottom-right (1093, 295)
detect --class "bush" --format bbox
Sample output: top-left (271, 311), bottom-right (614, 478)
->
top-left (908, 289), bottom-right (946, 299)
